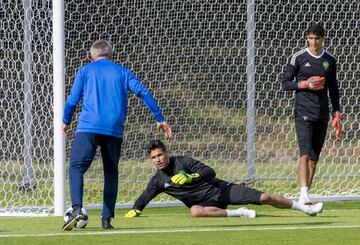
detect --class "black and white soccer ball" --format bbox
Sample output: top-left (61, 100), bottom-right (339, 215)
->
top-left (63, 207), bottom-right (89, 229)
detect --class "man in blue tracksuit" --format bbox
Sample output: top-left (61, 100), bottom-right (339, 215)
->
top-left (61, 40), bottom-right (172, 231)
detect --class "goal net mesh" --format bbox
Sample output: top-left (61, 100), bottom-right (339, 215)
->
top-left (0, 0), bottom-right (359, 215)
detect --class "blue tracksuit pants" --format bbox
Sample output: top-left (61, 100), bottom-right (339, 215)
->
top-left (69, 133), bottom-right (122, 219)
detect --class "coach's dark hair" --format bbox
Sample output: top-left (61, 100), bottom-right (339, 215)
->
top-left (146, 140), bottom-right (167, 155)
top-left (306, 23), bottom-right (326, 37)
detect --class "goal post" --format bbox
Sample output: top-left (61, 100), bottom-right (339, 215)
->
top-left (0, 0), bottom-right (359, 216)
top-left (246, 0), bottom-right (256, 181)
top-left (22, 0), bottom-right (35, 190)
top-left (53, 0), bottom-right (66, 217)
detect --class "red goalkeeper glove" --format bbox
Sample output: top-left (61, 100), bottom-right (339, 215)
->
top-left (332, 111), bottom-right (342, 139)
top-left (298, 76), bottom-right (325, 90)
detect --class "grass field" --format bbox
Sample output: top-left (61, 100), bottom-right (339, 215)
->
top-left (0, 201), bottom-right (359, 245)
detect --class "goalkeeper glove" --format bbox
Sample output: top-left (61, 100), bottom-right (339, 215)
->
top-left (171, 170), bottom-right (200, 185)
top-left (124, 209), bottom-right (142, 218)
top-left (298, 76), bottom-right (325, 90)
top-left (332, 111), bottom-right (342, 139)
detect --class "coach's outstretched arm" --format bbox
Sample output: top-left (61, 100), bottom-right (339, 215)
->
top-left (127, 70), bottom-right (173, 139)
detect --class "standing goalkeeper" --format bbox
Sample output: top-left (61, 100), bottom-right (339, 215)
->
top-left (124, 140), bottom-right (323, 218)
top-left (282, 23), bottom-right (341, 204)
top-left (62, 40), bottom-right (172, 231)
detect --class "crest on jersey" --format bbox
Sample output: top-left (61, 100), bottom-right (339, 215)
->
top-left (323, 61), bottom-right (329, 70)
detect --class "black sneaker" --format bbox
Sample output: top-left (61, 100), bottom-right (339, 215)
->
top-left (62, 208), bottom-right (84, 231)
top-left (101, 218), bottom-right (114, 229)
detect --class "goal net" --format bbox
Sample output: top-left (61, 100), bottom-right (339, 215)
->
top-left (0, 0), bottom-right (53, 215)
top-left (0, 0), bottom-right (359, 215)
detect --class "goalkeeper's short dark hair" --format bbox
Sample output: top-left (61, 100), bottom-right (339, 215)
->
top-left (147, 140), bottom-right (167, 155)
top-left (306, 23), bottom-right (326, 37)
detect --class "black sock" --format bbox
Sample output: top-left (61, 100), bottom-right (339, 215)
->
top-left (72, 205), bottom-right (81, 213)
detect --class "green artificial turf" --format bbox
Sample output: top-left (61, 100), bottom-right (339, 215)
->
top-left (0, 201), bottom-right (359, 245)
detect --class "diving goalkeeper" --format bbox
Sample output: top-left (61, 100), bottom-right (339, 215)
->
top-left (124, 140), bottom-right (323, 218)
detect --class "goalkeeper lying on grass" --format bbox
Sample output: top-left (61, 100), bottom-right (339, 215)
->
top-left (124, 140), bottom-right (323, 218)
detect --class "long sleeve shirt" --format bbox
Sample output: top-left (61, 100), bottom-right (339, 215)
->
top-left (132, 156), bottom-right (231, 210)
top-left (63, 59), bottom-right (165, 138)
top-left (282, 48), bottom-right (340, 120)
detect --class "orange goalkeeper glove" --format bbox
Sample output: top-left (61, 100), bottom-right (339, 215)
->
top-left (298, 76), bottom-right (325, 90)
top-left (331, 111), bottom-right (342, 139)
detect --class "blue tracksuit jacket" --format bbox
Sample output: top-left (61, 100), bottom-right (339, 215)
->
top-left (63, 58), bottom-right (165, 138)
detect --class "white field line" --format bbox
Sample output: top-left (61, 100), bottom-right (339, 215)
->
top-left (0, 225), bottom-right (360, 238)
top-left (0, 208), bottom-right (357, 218)
top-left (0, 209), bottom-right (358, 220)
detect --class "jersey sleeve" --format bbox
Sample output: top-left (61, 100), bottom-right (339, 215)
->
top-left (327, 61), bottom-right (340, 112)
top-left (127, 69), bottom-right (165, 123)
top-left (63, 68), bottom-right (85, 125)
top-left (282, 56), bottom-right (300, 91)
top-left (183, 156), bottom-right (216, 182)
top-left (132, 176), bottom-right (162, 211)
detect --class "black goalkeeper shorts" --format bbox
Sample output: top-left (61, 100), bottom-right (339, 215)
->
top-left (295, 116), bottom-right (328, 161)
top-left (197, 183), bottom-right (263, 209)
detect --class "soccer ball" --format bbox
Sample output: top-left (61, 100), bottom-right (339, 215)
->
top-left (63, 207), bottom-right (89, 229)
